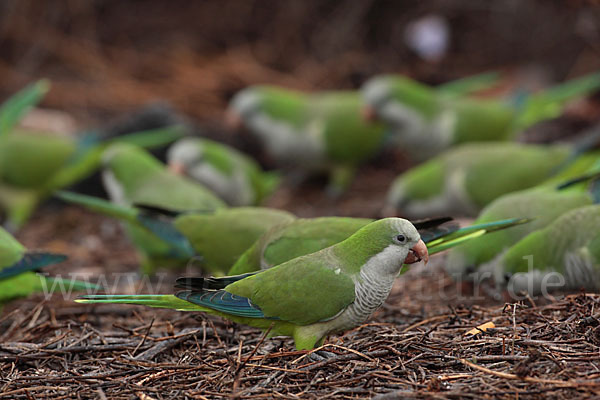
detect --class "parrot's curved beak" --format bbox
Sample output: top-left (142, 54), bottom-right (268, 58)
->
top-left (360, 105), bottom-right (378, 122)
top-left (225, 109), bottom-right (244, 131)
top-left (169, 162), bottom-right (187, 176)
top-left (404, 239), bottom-right (429, 265)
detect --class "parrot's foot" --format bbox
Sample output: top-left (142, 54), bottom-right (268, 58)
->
top-left (308, 350), bottom-right (337, 362)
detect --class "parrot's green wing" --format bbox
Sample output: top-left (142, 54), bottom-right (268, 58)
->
top-left (104, 143), bottom-right (225, 211)
top-left (224, 255), bottom-right (356, 325)
top-left (436, 71), bottom-right (500, 98)
top-left (0, 79), bottom-right (50, 137)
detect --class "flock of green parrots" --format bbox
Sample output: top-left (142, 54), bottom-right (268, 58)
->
top-left (1, 70), bottom-right (600, 351)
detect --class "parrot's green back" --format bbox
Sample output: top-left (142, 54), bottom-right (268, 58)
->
top-left (173, 207), bottom-right (295, 274)
top-left (310, 92), bottom-right (386, 164)
top-left (390, 143), bottom-right (572, 216)
top-left (0, 130), bottom-right (76, 188)
top-left (228, 217), bottom-right (372, 275)
top-left (448, 99), bottom-right (515, 143)
top-left (446, 186), bottom-right (595, 277)
top-left (104, 143), bottom-right (225, 211)
top-left (253, 86), bottom-right (309, 129)
top-left (501, 205), bottom-right (600, 275)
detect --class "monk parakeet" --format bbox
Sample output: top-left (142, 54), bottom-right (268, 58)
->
top-left (77, 218), bottom-right (428, 350)
top-left (229, 216), bottom-right (529, 275)
top-left (226, 87), bottom-right (386, 194)
top-left (0, 226), bottom-right (97, 309)
top-left (385, 142), bottom-right (580, 218)
top-left (362, 71), bottom-right (600, 160)
top-left (491, 204), bottom-right (600, 295)
top-left (445, 170), bottom-right (600, 283)
top-left (167, 137), bottom-right (280, 206)
top-left (56, 191), bottom-right (295, 275)
top-left (0, 80), bottom-right (185, 229)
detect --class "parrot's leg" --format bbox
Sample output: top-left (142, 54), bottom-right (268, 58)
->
top-left (326, 165), bottom-right (356, 198)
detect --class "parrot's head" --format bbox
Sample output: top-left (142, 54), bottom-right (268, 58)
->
top-left (166, 137), bottom-right (204, 176)
top-left (348, 218), bottom-right (429, 276)
top-left (361, 76), bottom-right (394, 122)
top-left (361, 75), bottom-right (438, 125)
top-left (225, 87), bottom-right (264, 131)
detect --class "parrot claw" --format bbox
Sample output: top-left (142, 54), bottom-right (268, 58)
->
top-left (308, 350), bottom-right (337, 362)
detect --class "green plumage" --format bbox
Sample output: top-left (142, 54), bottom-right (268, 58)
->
top-left (56, 191), bottom-right (295, 274)
top-left (0, 226), bottom-right (96, 307)
top-left (386, 142), bottom-right (573, 218)
top-left (229, 216), bottom-right (529, 275)
top-left (167, 137), bottom-right (280, 206)
top-left (228, 86), bottom-right (386, 193)
top-left (77, 218), bottom-right (422, 350)
top-left (495, 205), bottom-right (600, 294)
top-left (362, 71), bottom-right (600, 161)
top-left (445, 172), bottom-right (600, 281)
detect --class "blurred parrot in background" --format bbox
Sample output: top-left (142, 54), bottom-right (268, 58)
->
top-left (56, 191), bottom-right (295, 275)
top-left (493, 204), bottom-right (600, 295)
top-left (384, 142), bottom-right (576, 218)
top-left (228, 215), bottom-right (529, 275)
top-left (167, 137), bottom-right (280, 206)
top-left (226, 87), bottom-right (386, 195)
top-left (77, 218), bottom-right (428, 350)
top-left (0, 226), bottom-right (97, 310)
top-left (361, 71), bottom-right (600, 161)
top-left (0, 81), bottom-right (185, 229)
top-left (445, 169), bottom-right (600, 285)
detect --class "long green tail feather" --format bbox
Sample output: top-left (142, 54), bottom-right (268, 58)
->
top-left (106, 125), bottom-right (186, 149)
top-left (427, 217), bottom-right (532, 254)
top-left (76, 294), bottom-right (208, 311)
top-left (0, 79), bottom-right (50, 137)
top-left (55, 191), bottom-right (139, 223)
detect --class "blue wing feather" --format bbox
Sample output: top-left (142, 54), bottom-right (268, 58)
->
top-left (0, 251), bottom-right (67, 280)
top-left (176, 289), bottom-right (275, 319)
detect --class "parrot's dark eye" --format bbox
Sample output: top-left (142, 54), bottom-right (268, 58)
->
top-left (396, 234), bottom-right (406, 243)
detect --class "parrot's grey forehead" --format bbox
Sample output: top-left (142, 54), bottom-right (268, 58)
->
top-left (167, 138), bottom-right (204, 163)
top-left (389, 217), bottom-right (419, 238)
top-left (362, 78), bottom-right (392, 107)
top-left (229, 88), bottom-right (263, 117)
top-left (101, 146), bottom-right (121, 166)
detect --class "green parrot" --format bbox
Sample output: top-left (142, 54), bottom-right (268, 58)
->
top-left (0, 226), bottom-right (97, 309)
top-left (445, 170), bottom-right (600, 283)
top-left (492, 204), bottom-right (600, 295)
top-left (228, 216), bottom-right (530, 275)
top-left (77, 217), bottom-right (429, 350)
top-left (166, 137), bottom-right (280, 206)
top-left (361, 71), bottom-right (600, 161)
top-left (226, 87), bottom-right (386, 194)
top-left (56, 191), bottom-right (295, 275)
top-left (384, 142), bottom-right (600, 218)
top-left (0, 80), bottom-right (185, 229)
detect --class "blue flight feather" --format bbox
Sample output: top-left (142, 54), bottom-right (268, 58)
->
top-left (176, 289), bottom-right (273, 319)
top-left (0, 251), bottom-right (67, 280)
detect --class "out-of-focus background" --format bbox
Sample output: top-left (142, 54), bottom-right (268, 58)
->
top-left (2, 0), bottom-right (599, 123)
